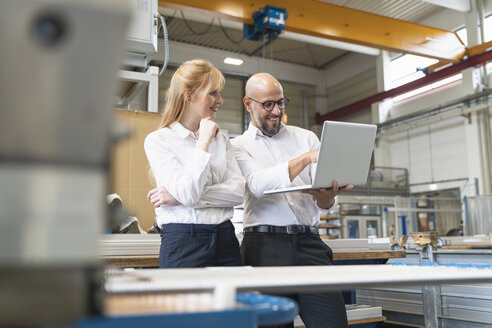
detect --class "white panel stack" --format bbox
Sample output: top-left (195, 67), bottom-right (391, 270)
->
top-left (324, 239), bottom-right (369, 252)
top-left (98, 234), bottom-right (160, 256)
top-left (294, 305), bottom-right (382, 327)
top-left (345, 304), bottom-right (383, 321)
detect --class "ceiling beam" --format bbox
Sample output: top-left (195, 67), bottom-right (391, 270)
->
top-left (159, 7), bottom-right (380, 56)
top-left (407, 40), bottom-right (492, 74)
top-left (159, 0), bottom-right (465, 63)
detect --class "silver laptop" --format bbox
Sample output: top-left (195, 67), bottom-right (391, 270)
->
top-left (264, 121), bottom-right (377, 195)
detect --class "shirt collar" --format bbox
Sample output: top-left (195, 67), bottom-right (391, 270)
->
top-left (246, 122), bottom-right (287, 140)
top-left (169, 121), bottom-right (198, 139)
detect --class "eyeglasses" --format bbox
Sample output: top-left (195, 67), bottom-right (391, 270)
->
top-left (247, 97), bottom-right (289, 112)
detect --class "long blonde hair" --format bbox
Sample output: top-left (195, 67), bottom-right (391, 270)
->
top-left (160, 59), bottom-right (225, 128)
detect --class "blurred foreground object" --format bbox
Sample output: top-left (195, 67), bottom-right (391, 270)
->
top-left (0, 0), bottom-right (130, 326)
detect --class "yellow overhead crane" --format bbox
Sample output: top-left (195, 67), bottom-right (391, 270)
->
top-left (159, 0), bottom-right (466, 63)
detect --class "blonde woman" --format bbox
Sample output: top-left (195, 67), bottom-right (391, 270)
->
top-left (144, 59), bottom-right (245, 268)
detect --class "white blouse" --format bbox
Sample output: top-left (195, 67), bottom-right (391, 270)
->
top-left (232, 123), bottom-right (337, 228)
top-left (144, 122), bottom-right (245, 227)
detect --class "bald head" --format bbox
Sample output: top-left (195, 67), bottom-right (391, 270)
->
top-left (245, 73), bottom-right (283, 98)
top-left (244, 73), bottom-right (285, 137)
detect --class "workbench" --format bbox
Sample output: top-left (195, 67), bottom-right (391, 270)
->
top-left (102, 250), bottom-right (405, 268)
top-left (100, 246), bottom-right (405, 327)
top-left (99, 253), bottom-right (492, 328)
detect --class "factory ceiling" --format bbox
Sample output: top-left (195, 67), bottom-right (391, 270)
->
top-left (158, 0), bottom-right (460, 68)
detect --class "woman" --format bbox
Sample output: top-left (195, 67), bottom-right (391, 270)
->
top-left (144, 59), bottom-right (245, 268)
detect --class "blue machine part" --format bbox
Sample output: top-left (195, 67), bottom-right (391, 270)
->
top-left (70, 293), bottom-right (298, 328)
top-left (390, 261), bottom-right (492, 269)
top-left (70, 308), bottom-right (256, 328)
top-left (400, 215), bottom-right (407, 235)
top-left (244, 5), bottom-right (288, 42)
top-left (237, 293), bottom-right (298, 326)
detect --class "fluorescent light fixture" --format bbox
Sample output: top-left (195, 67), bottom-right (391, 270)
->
top-left (429, 184), bottom-right (438, 191)
top-left (224, 57), bottom-right (243, 66)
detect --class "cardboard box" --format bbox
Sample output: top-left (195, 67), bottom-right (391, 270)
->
top-left (111, 109), bottom-right (160, 230)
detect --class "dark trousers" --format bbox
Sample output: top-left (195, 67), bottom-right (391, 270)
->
top-left (241, 231), bottom-right (348, 328)
top-left (159, 220), bottom-right (241, 268)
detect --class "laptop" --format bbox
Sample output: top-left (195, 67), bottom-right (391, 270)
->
top-left (263, 121), bottom-right (377, 195)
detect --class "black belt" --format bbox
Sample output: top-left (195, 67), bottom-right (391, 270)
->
top-left (244, 225), bottom-right (318, 235)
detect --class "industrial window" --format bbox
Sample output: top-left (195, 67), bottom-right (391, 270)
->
top-left (390, 14), bottom-right (492, 103)
top-left (390, 54), bottom-right (462, 103)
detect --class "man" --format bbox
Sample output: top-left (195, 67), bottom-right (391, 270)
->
top-left (232, 73), bottom-right (352, 328)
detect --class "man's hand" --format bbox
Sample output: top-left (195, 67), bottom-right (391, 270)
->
top-left (305, 150), bottom-right (318, 164)
top-left (147, 186), bottom-right (181, 208)
top-left (288, 150), bottom-right (319, 182)
top-left (302, 179), bottom-right (353, 209)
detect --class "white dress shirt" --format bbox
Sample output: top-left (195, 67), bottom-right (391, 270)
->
top-left (232, 123), bottom-right (337, 228)
top-left (144, 122), bottom-right (245, 227)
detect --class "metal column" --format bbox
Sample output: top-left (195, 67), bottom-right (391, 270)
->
top-left (418, 245), bottom-right (442, 328)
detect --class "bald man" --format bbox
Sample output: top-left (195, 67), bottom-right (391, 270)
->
top-left (232, 73), bottom-right (351, 328)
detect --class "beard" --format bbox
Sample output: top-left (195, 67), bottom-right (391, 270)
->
top-left (254, 111), bottom-right (283, 136)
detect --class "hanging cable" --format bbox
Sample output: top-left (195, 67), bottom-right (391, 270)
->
top-left (217, 18), bottom-right (248, 54)
top-left (217, 18), bottom-right (242, 45)
top-left (157, 14), bottom-right (169, 77)
top-left (180, 10), bottom-right (215, 35)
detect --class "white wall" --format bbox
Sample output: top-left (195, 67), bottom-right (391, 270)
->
top-left (324, 53), bottom-right (376, 89)
top-left (374, 68), bottom-right (490, 196)
top-left (378, 105), bottom-right (489, 196)
top-left (387, 77), bottom-right (473, 120)
top-left (385, 117), bottom-right (468, 184)
top-left (324, 66), bottom-right (377, 123)
top-left (369, 3), bottom-right (492, 197)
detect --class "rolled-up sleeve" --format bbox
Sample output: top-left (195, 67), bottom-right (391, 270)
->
top-left (144, 134), bottom-right (211, 207)
top-left (232, 143), bottom-right (291, 199)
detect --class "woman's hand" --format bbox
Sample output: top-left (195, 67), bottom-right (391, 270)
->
top-left (147, 186), bottom-right (181, 208)
top-left (196, 117), bottom-right (219, 152)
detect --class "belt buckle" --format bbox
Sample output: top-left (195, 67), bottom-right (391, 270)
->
top-left (286, 225), bottom-right (299, 234)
